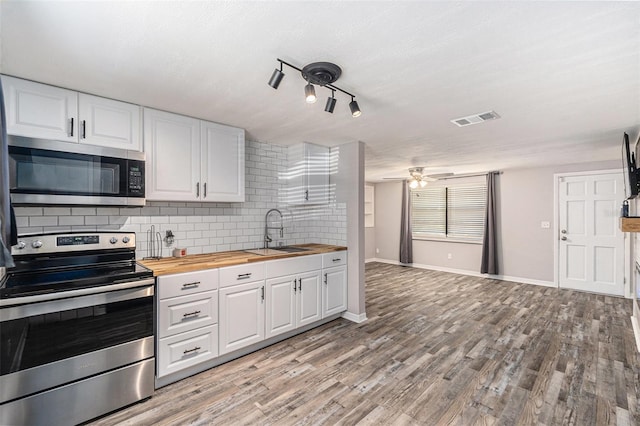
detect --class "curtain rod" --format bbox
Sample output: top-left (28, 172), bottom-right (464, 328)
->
top-left (437, 171), bottom-right (501, 180)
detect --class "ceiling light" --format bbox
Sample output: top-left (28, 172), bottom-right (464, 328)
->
top-left (268, 58), bottom-right (361, 117)
top-left (268, 63), bottom-right (285, 89)
top-left (407, 167), bottom-right (429, 189)
top-left (324, 90), bottom-right (336, 113)
top-left (349, 97), bottom-right (361, 118)
top-left (305, 83), bottom-right (317, 103)
top-left (409, 179), bottom-right (419, 189)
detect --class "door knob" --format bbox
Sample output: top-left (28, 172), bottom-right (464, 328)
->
top-left (561, 236), bottom-right (567, 241)
top-left (561, 229), bottom-right (567, 234)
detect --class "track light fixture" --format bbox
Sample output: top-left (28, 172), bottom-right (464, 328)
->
top-left (268, 62), bottom-right (285, 89)
top-left (268, 58), bottom-right (361, 117)
top-left (305, 83), bottom-right (317, 103)
top-left (324, 89), bottom-right (337, 113)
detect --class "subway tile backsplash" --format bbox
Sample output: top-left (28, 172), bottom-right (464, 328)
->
top-left (14, 140), bottom-right (347, 259)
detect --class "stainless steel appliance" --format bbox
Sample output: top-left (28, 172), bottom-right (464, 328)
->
top-left (8, 135), bottom-right (145, 206)
top-left (0, 232), bottom-right (155, 425)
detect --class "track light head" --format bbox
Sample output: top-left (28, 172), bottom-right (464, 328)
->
top-left (305, 83), bottom-right (317, 103)
top-left (268, 68), bottom-right (285, 89)
top-left (324, 91), bottom-right (337, 113)
top-left (349, 97), bottom-right (361, 117)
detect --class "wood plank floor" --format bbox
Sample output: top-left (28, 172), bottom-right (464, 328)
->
top-left (90, 262), bottom-right (640, 425)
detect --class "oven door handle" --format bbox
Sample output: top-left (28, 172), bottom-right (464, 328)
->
top-left (0, 279), bottom-right (155, 321)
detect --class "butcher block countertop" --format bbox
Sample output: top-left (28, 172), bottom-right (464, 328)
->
top-left (139, 243), bottom-right (347, 276)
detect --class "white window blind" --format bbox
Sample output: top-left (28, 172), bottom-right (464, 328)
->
top-left (411, 183), bottom-right (487, 241)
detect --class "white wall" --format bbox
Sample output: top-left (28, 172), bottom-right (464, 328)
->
top-left (14, 140), bottom-right (347, 259)
top-left (370, 160), bottom-right (620, 284)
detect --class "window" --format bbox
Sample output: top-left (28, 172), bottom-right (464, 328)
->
top-left (411, 182), bottom-right (487, 241)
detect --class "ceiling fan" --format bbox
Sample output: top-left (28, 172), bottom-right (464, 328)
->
top-left (383, 167), bottom-right (454, 188)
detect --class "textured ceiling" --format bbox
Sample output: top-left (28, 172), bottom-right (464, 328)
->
top-left (1, 1), bottom-right (639, 181)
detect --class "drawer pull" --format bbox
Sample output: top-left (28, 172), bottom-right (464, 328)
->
top-left (332, 258), bottom-right (341, 262)
top-left (293, 278), bottom-right (297, 292)
top-left (237, 273), bottom-right (252, 280)
top-left (324, 273), bottom-right (328, 284)
top-left (183, 346), bottom-right (201, 355)
top-left (182, 281), bottom-right (200, 288)
top-left (183, 310), bottom-right (201, 318)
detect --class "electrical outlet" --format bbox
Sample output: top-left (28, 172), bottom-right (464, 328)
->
top-left (541, 221), bottom-right (550, 229)
top-left (376, 248), bottom-right (379, 254)
top-left (447, 253), bottom-right (452, 259)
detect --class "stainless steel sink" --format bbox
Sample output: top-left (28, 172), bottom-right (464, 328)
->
top-left (244, 246), bottom-right (310, 256)
top-left (274, 246), bottom-right (310, 253)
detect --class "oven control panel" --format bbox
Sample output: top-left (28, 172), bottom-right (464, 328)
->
top-left (11, 232), bottom-right (137, 255)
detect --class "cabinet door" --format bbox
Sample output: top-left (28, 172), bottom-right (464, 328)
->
top-left (2, 75), bottom-right (78, 142)
top-left (323, 266), bottom-right (347, 317)
top-left (201, 121), bottom-right (245, 202)
top-left (287, 143), bottom-right (329, 205)
top-left (219, 281), bottom-right (265, 355)
top-left (78, 94), bottom-right (141, 151)
top-left (297, 270), bottom-right (322, 327)
top-left (265, 276), bottom-right (296, 339)
top-left (305, 143), bottom-right (329, 204)
top-left (144, 108), bottom-right (201, 201)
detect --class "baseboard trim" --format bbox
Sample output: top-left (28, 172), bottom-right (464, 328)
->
top-left (368, 258), bottom-right (556, 288)
top-left (365, 258), bottom-right (377, 263)
top-left (342, 311), bottom-right (368, 323)
top-left (632, 315), bottom-right (640, 353)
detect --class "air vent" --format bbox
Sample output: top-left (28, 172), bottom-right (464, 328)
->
top-left (451, 111), bottom-right (501, 127)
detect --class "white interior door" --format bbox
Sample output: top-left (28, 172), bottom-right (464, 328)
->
top-left (558, 172), bottom-right (625, 296)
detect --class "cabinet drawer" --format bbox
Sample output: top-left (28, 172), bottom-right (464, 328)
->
top-left (322, 251), bottom-right (347, 268)
top-left (157, 325), bottom-right (218, 378)
top-left (219, 263), bottom-right (265, 288)
top-left (157, 269), bottom-right (218, 300)
top-left (266, 254), bottom-right (322, 278)
top-left (158, 291), bottom-right (218, 338)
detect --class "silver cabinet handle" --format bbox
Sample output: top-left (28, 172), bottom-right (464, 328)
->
top-left (332, 258), bottom-right (341, 262)
top-left (304, 189), bottom-right (309, 201)
top-left (237, 273), bottom-right (252, 280)
top-left (324, 273), bottom-right (328, 284)
top-left (69, 117), bottom-right (74, 137)
top-left (293, 278), bottom-right (297, 292)
top-left (183, 310), bottom-right (201, 318)
top-left (182, 281), bottom-right (200, 288)
top-left (81, 120), bottom-right (87, 139)
top-left (183, 346), bottom-right (201, 355)
top-left (298, 279), bottom-right (302, 291)
top-left (261, 286), bottom-right (265, 301)
top-left (196, 182), bottom-right (200, 197)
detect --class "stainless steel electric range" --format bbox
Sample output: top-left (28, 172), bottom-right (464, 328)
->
top-left (0, 232), bottom-right (155, 426)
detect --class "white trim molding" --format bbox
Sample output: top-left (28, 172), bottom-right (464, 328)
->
top-left (342, 311), bottom-right (368, 323)
top-left (368, 258), bottom-right (556, 288)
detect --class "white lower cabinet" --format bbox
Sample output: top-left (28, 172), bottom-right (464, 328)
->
top-left (218, 281), bottom-right (265, 355)
top-left (265, 270), bottom-right (322, 339)
top-left (321, 251), bottom-right (348, 318)
top-left (156, 269), bottom-right (219, 379)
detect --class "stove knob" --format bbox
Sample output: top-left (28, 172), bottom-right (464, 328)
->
top-left (16, 241), bottom-right (26, 250)
top-left (32, 240), bottom-right (43, 249)
top-left (109, 237), bottom-right (118, 244)
top-left (122, 236), bottom-right (130, 244)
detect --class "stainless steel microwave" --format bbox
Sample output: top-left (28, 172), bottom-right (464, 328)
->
top-left (8, 136), bottom-right (145, 206)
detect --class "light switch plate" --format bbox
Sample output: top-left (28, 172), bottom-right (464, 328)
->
top-left (541, 221), bottom-right (550, 229)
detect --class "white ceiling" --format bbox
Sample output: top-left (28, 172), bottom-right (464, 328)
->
top-left (1, 1), bottom-right (639, 182)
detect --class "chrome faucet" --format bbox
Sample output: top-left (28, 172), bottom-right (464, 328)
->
top-left (264, 208), bottom-right (284, 249)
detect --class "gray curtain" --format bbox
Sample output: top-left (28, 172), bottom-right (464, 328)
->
top-left (0, 79), bottom-right (15, 267)
top-left (481, 172), bottom-right (498, 274)
top-left (399, 180), bottom-right (413, 264)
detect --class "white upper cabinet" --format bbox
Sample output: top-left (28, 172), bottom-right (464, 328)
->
top-left (201, 121), bottom-right (245, 202)
top-left (2, 75), bottom-right (78, 142)
top-left (287, 142), bottom-right (330, 205)
top-left (78, 93), bottom-right (141, 151)
top-left (144, 107), bottom-right (245, 203)
top-left (2, 75), bottom-right (141, 150)
top-left (144, 108), bottom-right (201, 201)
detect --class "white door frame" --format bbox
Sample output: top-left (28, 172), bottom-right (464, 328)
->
top-left (553, 169), bottom-right (631, 298)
